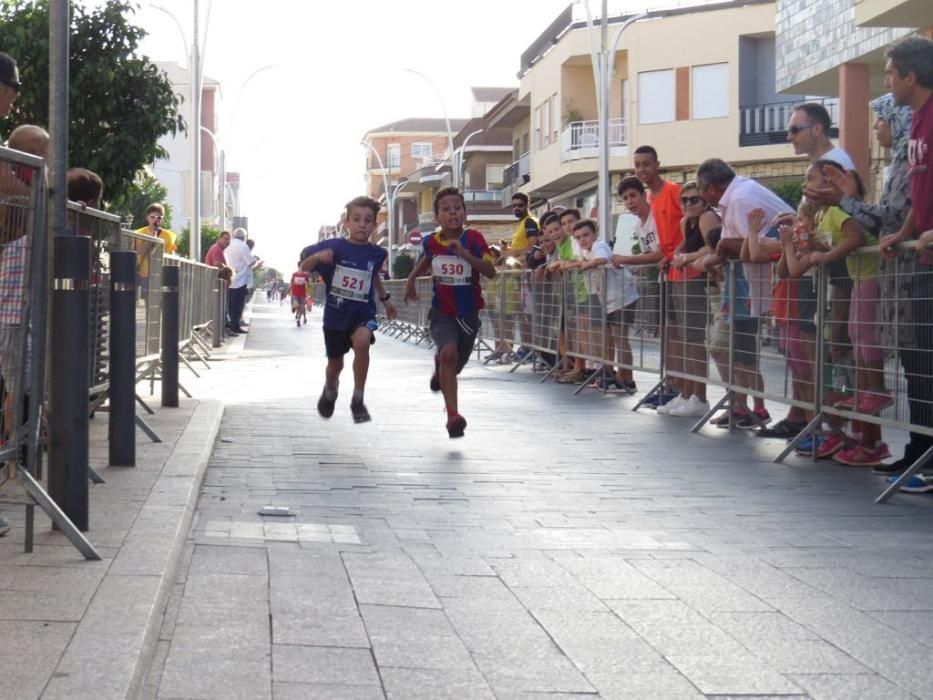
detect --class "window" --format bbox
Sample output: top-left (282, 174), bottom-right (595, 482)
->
top-left (387, 143), bottom-right (400, 169)
top-left (692, 63), bottom-right (729, 119)
top-left (638, 69), bottom-right (675, 124)
top-left (534, 105), bottom-right (543, 149)
top-left (411, 142), bottom-right (432, 160)
top-left (486, 164), bottom-right (506, 188)
top-left (550, 94), bottom-right (559, 142)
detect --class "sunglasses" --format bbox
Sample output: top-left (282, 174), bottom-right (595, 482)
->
top-left (680, 195), bottom-right (704, 206)
top-left (787, 123), bottom-right (815, 135)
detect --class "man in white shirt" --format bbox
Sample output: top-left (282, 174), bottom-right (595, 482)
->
top-left (787, 103), bottom-right (856, 170)
top-left (225, 228), bottom-right (253, 333)
top-left (697, 158), bottom-right (790, 428)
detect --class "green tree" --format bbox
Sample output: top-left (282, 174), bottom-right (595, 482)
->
top-left (392, 254), bottom-right (414, 280)
top-left (767, 179), bottom-right (803, 210)
top-left (0, 0), bottom-right (185, 203)
top-left (110, 170), bottom-right (172, 229)
top-left (176, 223), bottom-right (220, 260)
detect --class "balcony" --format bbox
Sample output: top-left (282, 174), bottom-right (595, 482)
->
top-left (739, 98), bottom-right (839, 147)
top-left (560, 118), bottom-right (627, 162)
top-left (503, 152), bottom-right (530, 188)
top-left (462, 189), bottom-right (503, 203)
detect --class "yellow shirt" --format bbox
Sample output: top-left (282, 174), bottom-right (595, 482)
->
top-left (134, 226), bottom-right (178, 277)
top-left (510, 215), bottom-right (539, 253)
top-left (816, 207), bottom-right (877, 282)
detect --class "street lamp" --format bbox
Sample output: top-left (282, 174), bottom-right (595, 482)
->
top-left (390, 178), bottom-right (409, 262)
top-left (404, 68), bottom-right (456, 179)
top-left (200, 125), bottom-right (226, 235)
top-left (225, 64), bottom-right (280, 171)
top-left (360, 141), bottom-right (398, 275)
top-left (456, 129), bottom-right (484, 190)
top-left (152, 1), bottom-right (205, 260)
top-left (580, 0), bottom-right (646, 241)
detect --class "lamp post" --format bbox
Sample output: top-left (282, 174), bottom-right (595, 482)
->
top-left (225, 64), bottom-right (280, 169)
top-left (152, 1), bottom-right (203, 260)
top-left (456, 129), bottom-right (484, 190)
top-left (404, 68), bottom-right (456, 179)
top-left (200, 125), bottom-right (225, 236)
top-left (390, 178), bottom-right (409, 267)
top-left (580, 0), bottom-right (646, 241)
top-left (360, 141), bottom-right (397, 274)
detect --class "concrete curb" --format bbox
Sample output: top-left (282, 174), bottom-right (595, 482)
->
top-left (40, 399), bottom-right (224, 700)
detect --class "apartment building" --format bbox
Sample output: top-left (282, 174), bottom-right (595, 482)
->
top-left (776, 0), bottom-right (931, 183)
top-left (362, 117), bottom-right (470, 248)
top-left (496, 1), bottom-right (833, 235)
top-left (151, 62), bottom-right (235, 232)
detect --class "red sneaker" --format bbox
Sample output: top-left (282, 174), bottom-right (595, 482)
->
top-left (816, 433), bottom-right (847, 459)
top-left (833, 443), bottom-right (891, 466)
top-left (856, 393), bottom-right (894, 416)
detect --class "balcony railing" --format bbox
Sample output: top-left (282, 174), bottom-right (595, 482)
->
top-left (739, 97), bottom-right (839, 147)
top-left (462, 189), bottom-right (504, 203)
top-left (503, 152), bottom-right (531, 188)
top-left (560, 118), bottom-right (627, 161)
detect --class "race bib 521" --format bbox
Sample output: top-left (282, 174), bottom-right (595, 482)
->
top-left (432, 255), bottom-right (471, 286)
top-left (331, 264), bottom-right (371, 301)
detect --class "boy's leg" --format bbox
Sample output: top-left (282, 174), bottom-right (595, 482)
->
top-left (349, 325), bottom-right (374, 423)
top-left (318, 328), bottom-right (348, 418)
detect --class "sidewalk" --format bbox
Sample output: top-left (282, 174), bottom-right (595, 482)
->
top-left (139, 299), bottom-right (933, 700)
top-left (0, 316), bottom-right (247, 699)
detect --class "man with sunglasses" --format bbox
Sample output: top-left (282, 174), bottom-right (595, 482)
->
top-left (787, 103), bottom-right (855, 170)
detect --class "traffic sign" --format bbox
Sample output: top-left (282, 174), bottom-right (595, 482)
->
top-left (408, 231), bottom-right (422, 245)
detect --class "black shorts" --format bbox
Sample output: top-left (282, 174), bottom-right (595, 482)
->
top-left (733, 318), bottom-right (759, 367)
top-left (429, 309), bottom-right (478, 373)
top-left (796, 277), bottom-right (818, 334)
top-left (323, 323), bottom-right (375, 359)
top-left (607, 300), bottom-right (637, 327)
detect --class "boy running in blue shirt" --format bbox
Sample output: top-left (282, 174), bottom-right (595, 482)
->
top-left (300, 196), bottom-right (397, 423)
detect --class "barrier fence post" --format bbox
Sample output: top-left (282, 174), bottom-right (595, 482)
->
top-left (48, 235), bottom-right (90, 531)
top-left (213, 276), bottom-right (224, 348)
top-left (161, 265), bottom-right (180, 407)
top-left (109, 250), bottom-right (136, 466)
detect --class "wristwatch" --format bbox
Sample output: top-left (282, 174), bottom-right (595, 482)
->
top-left (380, 293), bottom-right (391, 302)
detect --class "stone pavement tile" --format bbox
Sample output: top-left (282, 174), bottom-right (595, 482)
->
top-left (273, 682), bottom-right (386, 700)
top-left (489, 557), bottom-right (580, 587)
top-left (109, 504), bottom-right (188, 576)
top-left (468, 651), bottom-right (597, 696)
top-left (739, 638), bottom-right (872, 674)
top-left (582, 670), bottom-right (705, 700)
top-left (187, 543), bottom-right (269, 576)
top-left (273, 645), bottom-right (381, 687)
top-left (771, 596), bottom-right (933, 698)
top-left (380, 667), bottom-right (495, 700)
top-left (359, 604), bottom-right (476, 671)
top-left (866, 610), bottom-right (933, 646)
top-left (664, 654), bottom-right (803, 695)
top-left (0, 621), bottom-right (74, 699)
top-left (41, 574), bottom-right (161, 700)
top-left (174, 572), bottom-right (269, 629)
top-left (408, 552), bottom-right (496, 577)
top-left (343, 551), bottom-right (442, 609)
top-left (427, 573), bottom-right (520, 601)
top-left (550, 554), bottom-right (676, 600)
top-left (629, 558), bottom-right (774, 612)
top-left (789, 672), bottom-right (918, 700)
top-left (510, 584), bottom-right (609, 612)
top-left (708, 611), bottom-right (822, 642)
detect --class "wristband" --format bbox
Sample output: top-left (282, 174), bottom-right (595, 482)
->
top-left (380, 293), bottom-right (391, 302)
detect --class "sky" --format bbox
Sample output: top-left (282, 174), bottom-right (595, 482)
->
top-left (111, 0), bottom-right (575, 273)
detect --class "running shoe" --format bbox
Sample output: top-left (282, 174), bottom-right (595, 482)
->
top-left (712, 409), bottom-right (743, 428)
top-left (317, 390), bottom-right (336, 419)
top-left (756, 419), bottom-right (806, 439)
top-left (446, 414), bottom-right (467, 438)
top-left (622, 381), bottom-right (637, 395)
top-left (657, 395), bottom-right (687, 415)
top-left (735, 408), bottom-right (771, 430)
top-left (833, 443), bottom-right (890, 466)
top-left (794, 435), bottom-right (819, 455)
top-left (815, 433), bottom-right (846, 459)
top-left (873, 457), bottom-right (911, 476)
top-left (669, 395), bottom-right (710, 417)
top-left (856, 393), bottom-right (894, 416)
top-left (887, 474), bottom-right (933, 494)
top-left (350, 400), bottom-right (371, 424)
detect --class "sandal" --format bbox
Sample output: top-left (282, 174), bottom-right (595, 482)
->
top-left (556, 370), bottom-right (583, 384)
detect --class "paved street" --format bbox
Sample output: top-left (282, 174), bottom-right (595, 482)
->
top-left (145, 298), bottom-right (933, 700)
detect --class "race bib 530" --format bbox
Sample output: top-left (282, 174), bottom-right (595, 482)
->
top-left (432, 255), bottom-right (471, 286)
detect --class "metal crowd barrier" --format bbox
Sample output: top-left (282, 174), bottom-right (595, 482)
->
top-left (163, 255), bottom-right (224, 374)
top-left (378, 243), bottom-right (933, 502)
